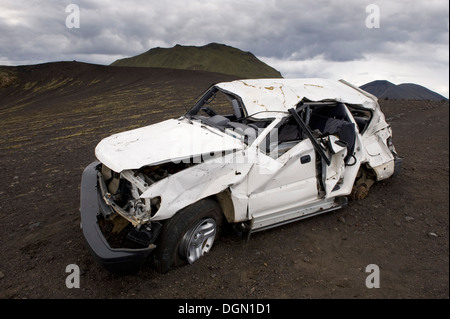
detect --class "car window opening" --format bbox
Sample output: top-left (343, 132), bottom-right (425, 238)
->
top-left (186, 88), bottom-right (272, 145)
top-left (263, 102), bottom-right (359, 165)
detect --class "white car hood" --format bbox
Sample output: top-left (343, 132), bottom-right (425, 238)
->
top-left (95, 118), bottom-right (245, 172)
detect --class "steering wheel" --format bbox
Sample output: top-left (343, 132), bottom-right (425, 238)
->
top-left (201, 106), bottom-right (217, 117)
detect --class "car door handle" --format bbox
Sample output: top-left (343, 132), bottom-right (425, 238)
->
top-left (300, 155), bottom-right (311, 164)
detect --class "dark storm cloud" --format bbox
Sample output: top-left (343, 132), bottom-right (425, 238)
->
top-left (0, 0), bottom-right (448, 96)
top-left (1, 0), bottom-right (447, 63)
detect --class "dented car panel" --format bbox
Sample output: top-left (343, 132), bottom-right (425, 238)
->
top-left (80, 78), bottom-right (402, 274)
top-left (95, 118), bottom-right (246, 173)
top-left (216, 78), bottom-right (378, 119)
top-left (140, 152), bottom-right (253, 222)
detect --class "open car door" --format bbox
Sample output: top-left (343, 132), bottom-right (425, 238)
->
top-left (290, 103), bottom-right (363, 199)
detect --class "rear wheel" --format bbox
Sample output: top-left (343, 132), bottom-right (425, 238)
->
top-left (349, 166), bottom-right (376, 200)
top-left (152, 198), bottom-right (223, 273)
top-left (350, 183), bottom-right (369, 200)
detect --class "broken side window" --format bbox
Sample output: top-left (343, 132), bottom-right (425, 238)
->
top-left (263, 115), bottom-right (304, 158)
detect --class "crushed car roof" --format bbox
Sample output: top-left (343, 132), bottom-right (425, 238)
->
top-left (215, 78), bottom-right (378, 119)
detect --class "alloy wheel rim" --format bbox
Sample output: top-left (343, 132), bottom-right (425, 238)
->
top-left (181, 218), bottom-right (217, 264)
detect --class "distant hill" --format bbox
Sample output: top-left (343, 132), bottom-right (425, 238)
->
top-left (0, 61), bottom-right (237, 114)
top-left (111, 43), bottom-right (283, 79)
top-left (360, 80), bottom-right (447, 101)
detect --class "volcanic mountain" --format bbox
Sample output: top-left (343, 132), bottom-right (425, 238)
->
top-left (111, 43), bottom-right (283, 79)
top-left (360, 80), bottom-right (447, 101)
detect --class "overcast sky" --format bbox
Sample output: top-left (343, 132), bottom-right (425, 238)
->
top-left (1, 0), bottom-right (449, 97)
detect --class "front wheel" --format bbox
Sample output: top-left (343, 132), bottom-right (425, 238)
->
top-left (152, 198), bottom-right (223, 273)
top-left (180, 217), bottom-right (217, 264)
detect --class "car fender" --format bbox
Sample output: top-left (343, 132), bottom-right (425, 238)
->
top-left (140, 151), bottom-right (254, 221)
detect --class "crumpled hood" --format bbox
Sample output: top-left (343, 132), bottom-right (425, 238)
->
top-left (95, 118), bottom-right (245, 172)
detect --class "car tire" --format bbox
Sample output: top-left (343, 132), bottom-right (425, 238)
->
top-left (152, 198), bottom-right (223, 273)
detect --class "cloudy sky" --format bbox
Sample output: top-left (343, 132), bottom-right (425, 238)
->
top-left (1, 0), bottom-right (449, 97)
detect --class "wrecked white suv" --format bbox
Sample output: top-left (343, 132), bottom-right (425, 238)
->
top-left (80, 79), bottom-right (402, 274)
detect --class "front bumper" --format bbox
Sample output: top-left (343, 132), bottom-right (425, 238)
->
top-left (393, 156), bottom-right (403, 178)
top-left (80, 161), bottom-right (155, 275)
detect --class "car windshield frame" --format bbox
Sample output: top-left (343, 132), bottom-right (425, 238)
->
top-left (185, 86), bottom-right (277, 145)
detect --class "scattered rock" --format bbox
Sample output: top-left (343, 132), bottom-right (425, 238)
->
top-left (0, 270), bottom-right (4, 279)
top-left (428, 232), bottom-right (439, 237)
top-left (303, 256), bottom-right (311, 263)
top-left (404, 216), bottom-right (415, 222)
top-left (28, 222), bottom-right (42, 229)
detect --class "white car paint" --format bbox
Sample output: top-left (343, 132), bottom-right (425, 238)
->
top-left (94, 78), bottom-right (399, 231)
top-left (216, 78), bottom-right (378, 119)
top-left (95, 118), bottom-right (246, 173)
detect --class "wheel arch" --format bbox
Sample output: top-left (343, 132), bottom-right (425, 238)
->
top-left (212, 188), bottom-right (235, 224)
top-left (349, 163), bottom-right (377, 200)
